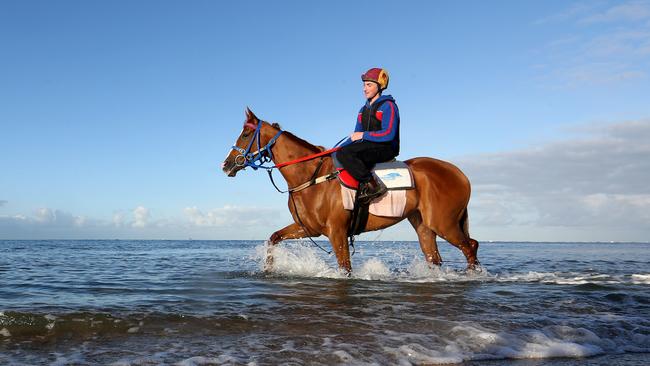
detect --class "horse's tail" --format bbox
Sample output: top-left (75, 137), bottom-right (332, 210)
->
top-left (459, 207), bottom-right (469, 238)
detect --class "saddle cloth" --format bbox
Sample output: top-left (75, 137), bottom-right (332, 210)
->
top-left (338, 161), bottom-right (413, 217)
top-left (340, 186), bottom-right (407, 217)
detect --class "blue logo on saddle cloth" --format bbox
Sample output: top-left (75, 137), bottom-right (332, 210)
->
top-left (373, 162), bottom-right (414, 189)
top-left (381, 172), bottom-right (402, 181)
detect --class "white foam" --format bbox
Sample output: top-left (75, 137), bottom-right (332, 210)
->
top-left (254, 241), bottom-right (346, 279)
top-left (493, 271), bottom-right (630, 285)
top-left (0, 328), bottom-right (10, 337)
top-left (254, 242), bottom-right (494, 282)
top-left (401, 259), bottom-right (491, 283)
top-left (388, 343), bottom-right (464, 365)
top-left (175, 355), bottom-right (238, 366)
top-left (383, 324), bottom-right (611, 365)
top-left (356, 258), bottom-right (391, 280)
top-left (333, 350), bottom-right (355, 363)
top-left (631, 274), bottom-right (650, 284)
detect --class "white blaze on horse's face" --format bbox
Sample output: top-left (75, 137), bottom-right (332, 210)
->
top-left (225, 127), bottom-right (245, 159)
top-left (222, 125), bottom-right (256, 177)
top-left (221, 127), bottom-right (242, 172)
top-left (222, 127), bottom-right (245, 177)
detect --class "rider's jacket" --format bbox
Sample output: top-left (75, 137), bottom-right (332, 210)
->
top-left (354, 94), bottom-right (400, 154)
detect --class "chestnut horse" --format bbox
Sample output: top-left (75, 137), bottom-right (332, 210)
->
top-left (222, 109), bottom-right (479, 273)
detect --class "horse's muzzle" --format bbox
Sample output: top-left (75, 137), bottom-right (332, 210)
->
top-left (221, 160), bottom-right (238, 177)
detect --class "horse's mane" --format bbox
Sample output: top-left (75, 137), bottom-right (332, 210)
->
top-left (272, 124), bottom-right (324, 153)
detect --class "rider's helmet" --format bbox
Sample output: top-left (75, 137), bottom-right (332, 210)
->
top-left (361, 67), bottom-right (389, 90)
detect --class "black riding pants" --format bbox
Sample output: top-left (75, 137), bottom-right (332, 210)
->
top-left (337, 141), bottom-right (397, 183)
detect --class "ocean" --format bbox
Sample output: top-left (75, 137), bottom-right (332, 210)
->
top-left (0, 240), bottom-right (648, 365)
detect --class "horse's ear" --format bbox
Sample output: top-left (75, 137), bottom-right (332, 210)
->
top-left (271, 122), bottom-right (281, 129)
top-left (245, 107), bottom-right (258, 123)
top-left (243, 107), bottom-right (259, 130)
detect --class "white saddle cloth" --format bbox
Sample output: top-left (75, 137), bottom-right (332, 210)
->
top-left (339, 161), bottom-right (413, 217)
top-left (340, 186), bottom-right (407, 217)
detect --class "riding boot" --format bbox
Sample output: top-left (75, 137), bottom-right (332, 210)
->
top-left (358, 176), bottom-right (387, 204)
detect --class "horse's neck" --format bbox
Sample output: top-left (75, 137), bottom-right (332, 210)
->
top-left (269, 131), bottom-right (327, 188)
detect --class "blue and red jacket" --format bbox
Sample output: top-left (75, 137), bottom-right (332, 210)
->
top-left (354, 94), bottom-right (400, 154)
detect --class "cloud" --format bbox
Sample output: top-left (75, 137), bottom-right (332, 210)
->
top-left (580, 1), bottom-right (650, 24)
top-left (584, 29), bottom-right (650, 58)
top-left (535, 1), bottom-right (650, 25)
top-left (184, 205), bottom-right (285, 228)
top-left (460, 119), bottom-right (650, 241)
top-left (534, 2), bottom-right (602, 25)
top-left (113, 211), bottom-right (126, 227)
top-left (132, 206), bottom-right (150, 228)
top-left (0, 204), bottom-right (290, 239)
top-left (554, 62), bottom-right (647, 87)
top-left (0, 200), bottom-right (7, 207)
top-left (0, 206), bottom-right (155, 238)
top-left (535, 1), bottom-right (650, 87)
top-left (0, 208), bottom-right (93, 239)
top-left (31, 208), bottom-right (87, 227)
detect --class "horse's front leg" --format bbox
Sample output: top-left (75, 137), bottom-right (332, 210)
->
top-left (327, 230), bottom-right (352, 275)
top-left (266, 223), bottom-right (308, 271)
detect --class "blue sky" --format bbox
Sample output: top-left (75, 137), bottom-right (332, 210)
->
top-left (1, 0), bottom-right (649, 241)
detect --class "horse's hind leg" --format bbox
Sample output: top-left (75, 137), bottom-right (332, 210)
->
top-left (408, 211), bottom-right (442, 266)
top-left (441, 224), bottom-right (479, 269)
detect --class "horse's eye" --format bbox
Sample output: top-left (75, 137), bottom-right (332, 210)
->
top-left (241, 132), bottom-right (250, 140)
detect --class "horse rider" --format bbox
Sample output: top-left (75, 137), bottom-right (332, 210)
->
top-left (336, 67), bottom-right (400, 204)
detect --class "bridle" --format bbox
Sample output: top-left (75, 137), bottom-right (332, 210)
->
top-left (230, 120), bottom-right (283, 171)
top-left (230, 120), bottom-right (343, 192)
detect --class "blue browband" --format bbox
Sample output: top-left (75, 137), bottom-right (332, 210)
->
top-left (231, 120), bottom-right (283, 170)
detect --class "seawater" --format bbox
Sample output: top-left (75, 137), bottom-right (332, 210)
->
top-left (0, 240), bottom-right (649, 365)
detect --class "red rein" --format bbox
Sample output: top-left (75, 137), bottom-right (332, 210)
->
top-left (242, 122), bottom-right (341, 168)
top-left (274, 146), bottom-right (341, 169)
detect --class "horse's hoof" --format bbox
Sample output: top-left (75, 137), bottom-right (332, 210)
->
top-left (269, 233), bottom-right (281, 245)
top-left (264, 257), bottom-right (274, 272)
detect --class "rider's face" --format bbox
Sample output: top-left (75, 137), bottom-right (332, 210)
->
top-left (363, 81), bottom-right (380, 100)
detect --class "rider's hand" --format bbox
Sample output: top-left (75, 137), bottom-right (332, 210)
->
top-left (350, 132), bottom-right (364, 141)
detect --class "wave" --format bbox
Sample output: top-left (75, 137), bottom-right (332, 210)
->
top-left (632, 274), bottom-right (650, 284)
top-left (2, 312), bottom-right (648, 365)
top-left (381, 324), bottom-right (650, 365)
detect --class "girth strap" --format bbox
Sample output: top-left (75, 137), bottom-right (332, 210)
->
top-left (289, 171), bottom-right (339, 193)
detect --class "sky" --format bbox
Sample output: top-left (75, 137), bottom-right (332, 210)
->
top-left (1, 0), bottom-right (649, 241)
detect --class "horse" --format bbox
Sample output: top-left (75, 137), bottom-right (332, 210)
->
top-left (222, 108), bottom-right (479, 273)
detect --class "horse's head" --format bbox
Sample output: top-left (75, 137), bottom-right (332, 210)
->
top-left (222, 108), bottom-right (282, 177)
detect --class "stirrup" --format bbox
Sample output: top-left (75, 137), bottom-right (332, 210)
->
top-left (358, 182), bottom-right (387, 204)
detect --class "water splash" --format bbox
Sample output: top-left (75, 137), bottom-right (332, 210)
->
top-left (253, 241), bottom-right (346, 278)
top-left (252, 241), bottom-right (491, 282)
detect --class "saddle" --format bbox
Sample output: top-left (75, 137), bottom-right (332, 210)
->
top-left (332, 157), bottom-right (415, 236)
